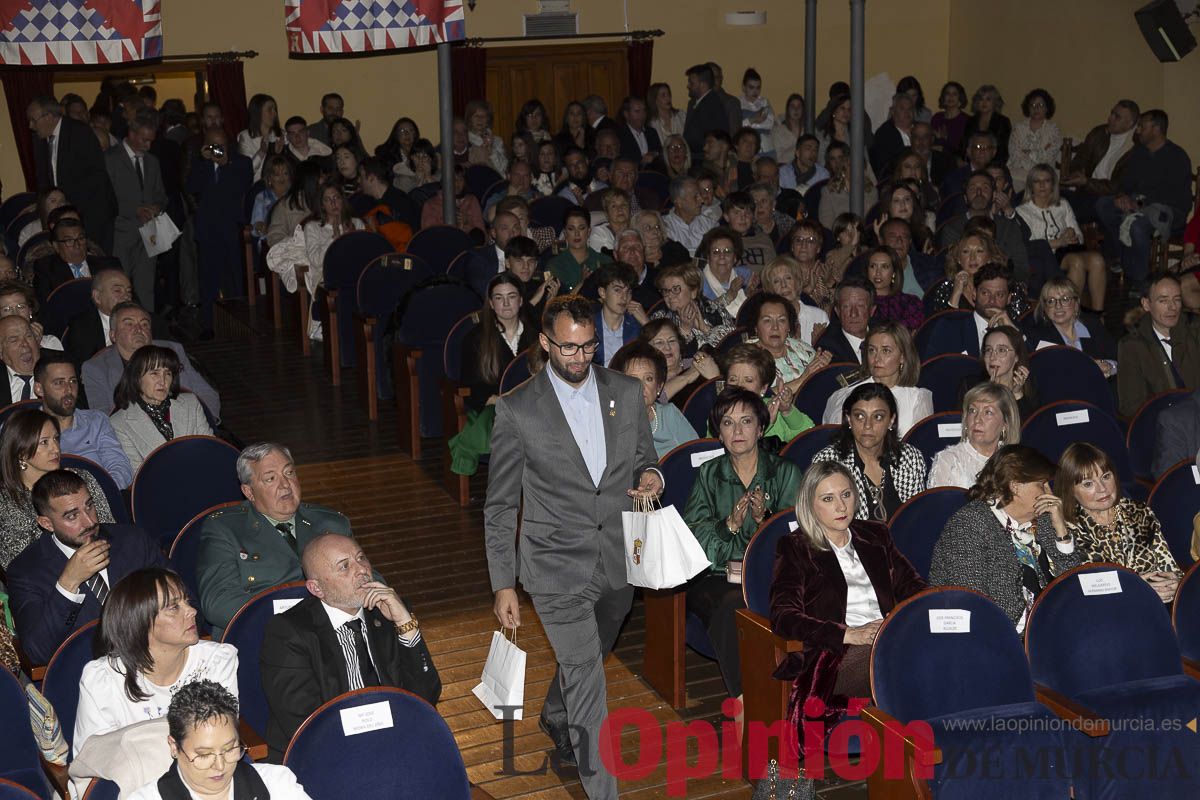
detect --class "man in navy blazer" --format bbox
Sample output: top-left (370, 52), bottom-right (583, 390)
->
top-left (921, 264), bottom-right (1016, 359)
top-left (683, 64), bottom-right (730, 164)
top-left (616, 97), bottom-right (664, 169)
top-left (591, 263), bottom-right (643, 367)
top-left (6, 470), bottom-right (165, 664)
top-left (464, 211), bottom-right (521, 299)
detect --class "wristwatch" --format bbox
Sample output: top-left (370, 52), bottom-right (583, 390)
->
top-left (395, 618), bottom-right (419, 637)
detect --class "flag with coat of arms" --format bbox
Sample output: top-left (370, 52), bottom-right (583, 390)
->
top-left (285, 0), bottom-right (465, 54)
top-left (0, 0), bottom-right (162, 65)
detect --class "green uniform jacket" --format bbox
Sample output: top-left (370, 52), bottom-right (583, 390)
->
top-left (683, 449), bottom-right (803, 572)
top-left (196, 501), bottom-right (353, 639)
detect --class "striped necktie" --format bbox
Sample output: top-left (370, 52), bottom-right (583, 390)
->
top-left (86, 572), bottom-right (109, 605)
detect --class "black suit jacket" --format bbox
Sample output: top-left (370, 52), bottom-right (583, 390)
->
top-left (815, 321), bottom-right (864, 364)
top-left (869, 120), bottom-right (909, 177)
top-left (6, 524), bottom-right (165, 664)
top-left (260, 596), bottom-right (441, 759)
top-left (464, 245), bottom-right (502, 300)
top-left (617, 124), bottom-right (663, 165)
top-left (31, 254), bottom-right (121, 306)
top-left (684, 92), bottom-right (730, 163)
top-left (1021, 313), bottom-right (1117, 362)
top-left (34, 117), bottom-right (117, 254)
top-left (926, 312), bottom-right (982, 358)
top-left (64, 308), bottom-right (108, 369)
top-left (1153, 391), bottom-right (1200, 478)
top-left (584, 116), bottom-right (619, 155)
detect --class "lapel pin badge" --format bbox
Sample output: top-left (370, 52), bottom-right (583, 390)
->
top-left (609, 399), bottom-right (616, 416)
top-left (238, 549), bottom-right (248, 560)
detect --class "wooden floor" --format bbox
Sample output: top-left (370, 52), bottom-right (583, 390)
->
top-left (187, 297), bottom-right (865, 799)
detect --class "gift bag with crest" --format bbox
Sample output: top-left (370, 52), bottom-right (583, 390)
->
top-left (622, 495), bottom-right (710, 589)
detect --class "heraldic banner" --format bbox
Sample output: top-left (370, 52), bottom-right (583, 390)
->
top-left (0, 0), bottom-right (162, 65)
top-left (285, 0), bottom-right (466, 55)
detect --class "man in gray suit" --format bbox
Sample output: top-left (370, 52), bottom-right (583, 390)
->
top-left (1151, 390), bottom-right (1200, 479)
top-left (485, 295), bottom-right (662, 799)
top-left (104, 108), bottom-right (169, 312)
top-left (82, 301), bottom-right (220, 418)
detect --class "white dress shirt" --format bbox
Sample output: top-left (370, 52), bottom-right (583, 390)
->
top-left (663, 209), bottom-right (718, 256)
top-left (49, 117), bottom-right (63, 183)
top-left (7, 366), bottom-right (33, 401)
top-left (845, 331), bottom-right (865, 363)
top-left (829, 536), bottom-right (884, 627)
top-left (1093, 129), bottom-right (1134, 180)
top-left (1156, 327), bottom-right (1173, 361)
top-left (627, 124), bottom-right (649, 156)
top-left (973, 312), bottom-right (989, 350)
top-left (821, 379), bottom-right (934, 436)
top-left (100, 310), bottom-right (112, 346)
top-left (547, 364), bottom-right (606, 486)
top-left (53, 533), bottom-right (111, 603)
top-left (927, 440), bottom-right (991, 490)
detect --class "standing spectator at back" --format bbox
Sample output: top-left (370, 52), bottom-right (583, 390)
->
top-left (1094, 109), bottom-right (1193, 297)
top-left (739, 69), bottom-right (775, 153)
top-left (104, 109), bottom-right (168, 314)
top-left (683, 64), bottom-right (729, 165)
top-left (28, 95), bottom-right (118, 255)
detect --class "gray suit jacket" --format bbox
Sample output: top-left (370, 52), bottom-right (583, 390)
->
top-left (1152, 391), bottom-right (1200, 479)
top-left (103, 145), bottom-right (169, 239)
top-left (82, 339), bottom-right (220, 420)
top-left (110, 392), bottom-right (214, 474)
top-left (484, 367), bottom-right (657, 595)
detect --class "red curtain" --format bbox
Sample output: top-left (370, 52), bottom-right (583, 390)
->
top-left (450, 44), bottom-right (487, 118)
top-left (206, 59), bottom-right (247, 141)
top-left (2, 70), bottom-right (56, 190)
top-left (627, 39), bottom-right (654, 100)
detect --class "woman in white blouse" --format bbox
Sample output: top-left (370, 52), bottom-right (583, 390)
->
top-left (1016, 164), bottom-right (1107, 311)
top-left (770, 94), bottom-right (806, 166)
top-left (822, 321), bottom-right (934, 436)
top-left (237, 93), bottom-right (285, 182)
top-left (927, 382), bottom-right (1020, 489)
top-left (1006, 89), bottom-right (1062, 193)
top-left (266, 181), bottom-right (364, 340)
top-left (75, 568), bottom-right (239, 758)
top-left (647, 82), bottom-right (686, 145)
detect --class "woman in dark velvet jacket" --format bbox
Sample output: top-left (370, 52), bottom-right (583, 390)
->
top-left (769, 460), bottom-right (925, 747)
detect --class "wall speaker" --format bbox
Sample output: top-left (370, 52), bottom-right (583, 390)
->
top-left (1135, 0), bottom-right (1197, 62)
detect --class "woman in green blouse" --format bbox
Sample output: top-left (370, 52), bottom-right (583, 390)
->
top-left (719, 343), bottom-right (814, 449)
top-left (683, 387), bottom-right (803, 710)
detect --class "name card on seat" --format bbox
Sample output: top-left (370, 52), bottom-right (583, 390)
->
top-left (273, 598), bottom-right (303, 614)
top-left (1055, 409), bottom-right (1089, 426)
top-left (788, 520), bottom-right (799, 532)
top-left (938, 423), bottom-right (962, 438)
top-left (1192, 465), bottom-right (1200, 484)
top-left (1036, 340), bottom-right (1057, 351)
top-left (1078, 571), bottom-right (1122, 596)
top-left (690, 449), bottom-right (724, 468)
top-left (928, 609), bottom-right (971, 633)
top-left (340, 700), bottom-right (394, 737)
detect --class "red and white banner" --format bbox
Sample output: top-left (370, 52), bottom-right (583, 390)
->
top-left (0, 0), bottom-right (162, 65)
top-left (285, 0), bottom-right (465, 55)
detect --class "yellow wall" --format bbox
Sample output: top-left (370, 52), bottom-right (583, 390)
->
top-left (1, 0), bottom-right (1195, 200)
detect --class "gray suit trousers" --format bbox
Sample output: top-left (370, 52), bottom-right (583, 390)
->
top-left (530, 557), bottom-right (633, 800)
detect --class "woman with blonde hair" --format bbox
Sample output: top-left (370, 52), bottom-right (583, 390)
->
top-left (771, 459), bottom-right (924, 747)
top-left (1017, 164), bottom-right (1107, 310)
top-left (927, 382), bottom-right (1020, 489)
top-left (822, 321), bottom-right (933, 436)
top-left (761, 256), bottom-right (829, 345)
top-left (926, 232), bottom-right (1028, 318)
top-left (663, 134), bottom-right (692, 179)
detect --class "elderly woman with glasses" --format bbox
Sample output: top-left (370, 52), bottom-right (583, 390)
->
top-left (640, 318), bottom-right (719, 408)
top-left (650, 263), bottom-right (735, 354)
top-left (786, 220), bottom-right (834, 311)
top-left (128, 680), bottom-right (311, 800)
top-left (1022, 276), bottom-right (1117, 377)
top-left (632, 210), bottom-right (690, 270)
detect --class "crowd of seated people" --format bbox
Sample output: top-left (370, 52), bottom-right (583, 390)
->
top-left (0, 62), bottom-right (1198, 799)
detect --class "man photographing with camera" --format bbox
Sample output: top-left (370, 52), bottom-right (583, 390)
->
top-left (485, 295), bottom-right (663, 799)
top-left (185, 127), bottom-right (253, 339)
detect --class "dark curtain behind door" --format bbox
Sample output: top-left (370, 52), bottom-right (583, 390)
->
top-left (2, 70), bottom-right (57, 190)
top-left (206, 59), bottom-right (247, 141)
top-left (451, 44), bottom-right (487, 118)
top-left (627, 39), bottom-right (654, 100)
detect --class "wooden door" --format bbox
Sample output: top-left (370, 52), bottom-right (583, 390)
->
top-left (484, 43), bottom-right (628, 143)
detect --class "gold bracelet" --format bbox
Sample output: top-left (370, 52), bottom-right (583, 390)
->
top-left (395, 618), bottom-right (419, 637)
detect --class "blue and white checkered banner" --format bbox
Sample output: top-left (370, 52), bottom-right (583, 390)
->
top-left (0, 0), bottom-right (162, 65)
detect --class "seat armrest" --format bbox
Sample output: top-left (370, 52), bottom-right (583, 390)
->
top-left (1183, 657), bottom-right (1200, 681)
top-left (240, 718), bottom-right (268, 761)
top-left (861, 705), bottom-right (942, 767)
top-left (43, 760), bottom-right (68, 799)
top-left (1034, 684), bottom-right (1110, 737)
top-left (735, 607), bottom-right (804, 653)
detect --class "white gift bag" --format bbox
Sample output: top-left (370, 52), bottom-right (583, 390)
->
top-left (622, 495), bottom-right (711, 589)
top-left (138, 213), bottom-right (182, 257)
top-left (472, 628), bottom-right (526, 720)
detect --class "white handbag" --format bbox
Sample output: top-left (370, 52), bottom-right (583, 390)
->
top-left (622, 495), bottom-right (711, 589)
top-left (472, 628), bottom-right (527, 720)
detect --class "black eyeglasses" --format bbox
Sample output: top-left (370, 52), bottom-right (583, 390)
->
top-left (545, 337), bottom-right (600, 356)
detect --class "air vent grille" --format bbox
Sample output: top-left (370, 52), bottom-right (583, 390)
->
top-left (523, 12), bottom-right (578, 37)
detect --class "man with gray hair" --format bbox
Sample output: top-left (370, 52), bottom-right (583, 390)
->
top-left (104, 107), bottom-right (169, 311)
top-left (581, 94), bottom-right (618, 155)
top-left (870, 91), bottom-right (917, 177)
top-left (662, 176), bottom-right (718, 256)
top-left (196, 442), bottom-right (354, 639)
top-left (28, 94), bottom-right (117, 254)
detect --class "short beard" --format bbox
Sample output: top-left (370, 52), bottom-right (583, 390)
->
top-left (549, 356), bottom-right (589, 386)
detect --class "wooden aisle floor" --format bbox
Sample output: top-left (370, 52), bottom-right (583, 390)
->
top-left (188, 298), bottom-right (865, 799)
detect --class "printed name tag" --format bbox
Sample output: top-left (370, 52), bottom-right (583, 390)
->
top-left (1078, 571), bottom-right (1122, 596)
top-left (1036, 340), bottom-right (1057, 351)
top-left (690, 449), bottom-right (724, 468)
top-left (1192, 465), bottom-right (1200, 485)
top-left (937, 423), bottom-right (962, 438)
top-left (272, 599), bottom-right (303, 614)
top-left (340, 700), bottom-right (394, 737)
top-left (928, 609), bottom-right (971, 633)
top-left (1055, 410), bottom-right (1090, 426)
